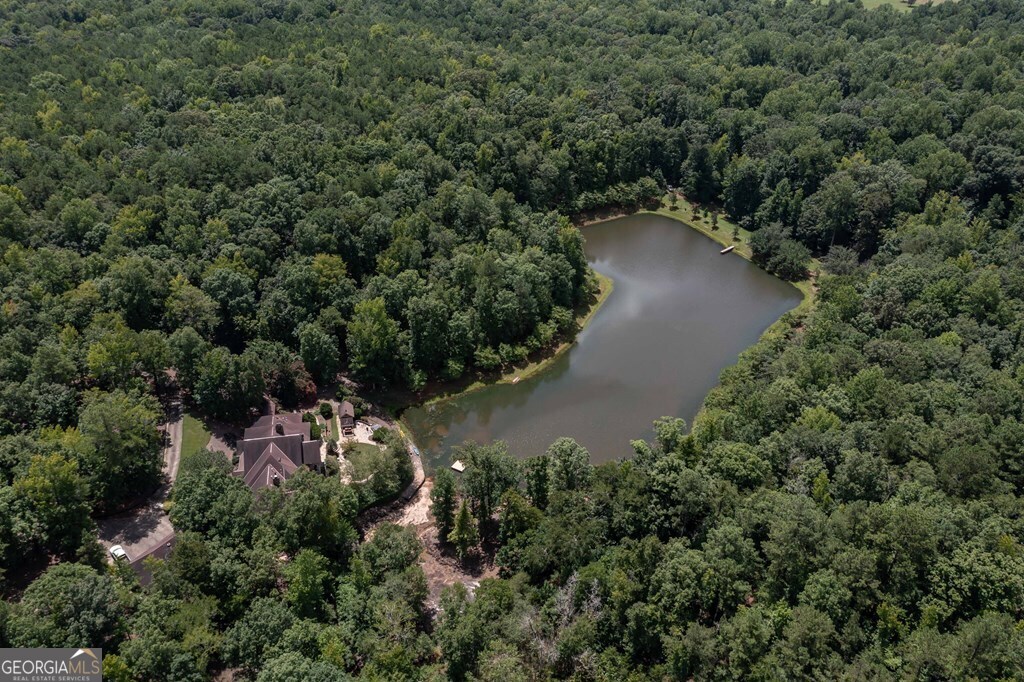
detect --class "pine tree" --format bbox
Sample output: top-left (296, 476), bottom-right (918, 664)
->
top-left (449, 500), bottom-right (478, 560)
top-left (431, 469), bottom-right (458, 540)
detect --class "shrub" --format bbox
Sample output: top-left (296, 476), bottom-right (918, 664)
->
top-left (301, 413), bottom-right (322, 440)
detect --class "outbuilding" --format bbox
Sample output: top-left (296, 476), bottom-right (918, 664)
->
top-left (339, 400), bottom-right (356, 434)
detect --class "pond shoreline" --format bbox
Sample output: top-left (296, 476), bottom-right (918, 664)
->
top-left (376, 270), bottom-right (614, 417)
top-left (397, 198), bottom-right (816, 464)
top-left (580, 197), bottom-right (816, 312)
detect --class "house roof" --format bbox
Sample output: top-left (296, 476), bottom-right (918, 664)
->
top-left (239, 432), bottom-right (307, 471)
top-left (301, 440), bottom-right (322, 466)
top-left (339, 401), bottom-right (355, 418)
top-left (243, 413), bottom-right (311, 441)
top-left (235, 412), bottom-right (322, 491)
top-left (243, 442), bottom-right (299, 491)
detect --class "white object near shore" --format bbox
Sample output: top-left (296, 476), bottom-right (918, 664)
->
top-left (720, 245), bottom-right (735, 254)
top-left (451, 460), bottom-right (466, 472)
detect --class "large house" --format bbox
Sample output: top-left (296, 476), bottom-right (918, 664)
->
top-left (234, 413), bottom-right (323, 491)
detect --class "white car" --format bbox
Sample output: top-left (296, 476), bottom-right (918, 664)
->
top-left (109, 545), bottom-right (130, 563)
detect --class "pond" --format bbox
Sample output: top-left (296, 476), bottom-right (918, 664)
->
top-left (403, 213), bottom-right (803, 468)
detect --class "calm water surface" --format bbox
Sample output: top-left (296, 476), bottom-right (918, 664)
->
top-left (403, 214), bottom-right (802, 467)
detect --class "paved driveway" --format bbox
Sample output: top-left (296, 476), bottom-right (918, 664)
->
top-left (98, 398), bottom-right (183, 565)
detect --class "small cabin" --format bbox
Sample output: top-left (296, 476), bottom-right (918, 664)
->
top-left (339, 400), bottom-right (356, 435)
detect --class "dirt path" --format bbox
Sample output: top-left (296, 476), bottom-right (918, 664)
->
top-left (364, 478), bottom-right (498, 610)
top-left (400, 437), bottom-right (425, 501)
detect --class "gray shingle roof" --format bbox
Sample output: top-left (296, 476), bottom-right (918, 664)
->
top-left (235, 412), bottom-right (321, 491)
top-left (339, 400), bottom-right (355, 427)
top-left (243, 442), bottom-right (299, 490)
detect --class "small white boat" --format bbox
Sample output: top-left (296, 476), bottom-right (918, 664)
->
top-left (720, 245), bottom-right (735, 254)
top-left (451, 460), bottom-right (466, 473)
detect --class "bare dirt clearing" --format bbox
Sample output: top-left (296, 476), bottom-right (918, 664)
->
top-left (362, 478), bottom-right (498, 610)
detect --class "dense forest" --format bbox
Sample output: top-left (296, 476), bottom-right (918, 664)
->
top-left (2, 0), bottom-right (1024, 679)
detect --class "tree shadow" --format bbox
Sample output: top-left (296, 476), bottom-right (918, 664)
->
top-left (97, 502), bottom-right (167, 545)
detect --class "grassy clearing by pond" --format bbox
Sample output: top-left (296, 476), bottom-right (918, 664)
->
top-left (648, 194), bottom-right (818, 315)
top-left (813, 0), bottom-right (956, 12)
top-left (654, 194), bottom-right (753, 257)
top-left (343, 442), bottom-right (383, 480)
top-left (856, 0), bottom-right (912, 11)
top-left (180, 414), bottom-right (212, 465)
top-left (861, 0), bottom-right (959, 10)
top-left (806, 0), bottom-right (908, 11)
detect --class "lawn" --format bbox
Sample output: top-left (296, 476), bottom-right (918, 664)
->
top-left (180, 414), bottom-right (212, 463)
top-left (326, 410), bottom-right (341, 444)
top-left (816, 0), bottom-right (956, 11)
top-left (655, 194), bottom-right (753, 257)
top-left (652, 193), bottom-right (819, 313)
top-left (343, 442), bottom-right (383, 480)
top-left (860, 0), bottom-right (912, 10)
top-left (808, 0), bottom-right (910, 11)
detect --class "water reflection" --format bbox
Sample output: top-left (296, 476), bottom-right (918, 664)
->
top-left (403, 214), bottom-right (802, 469)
